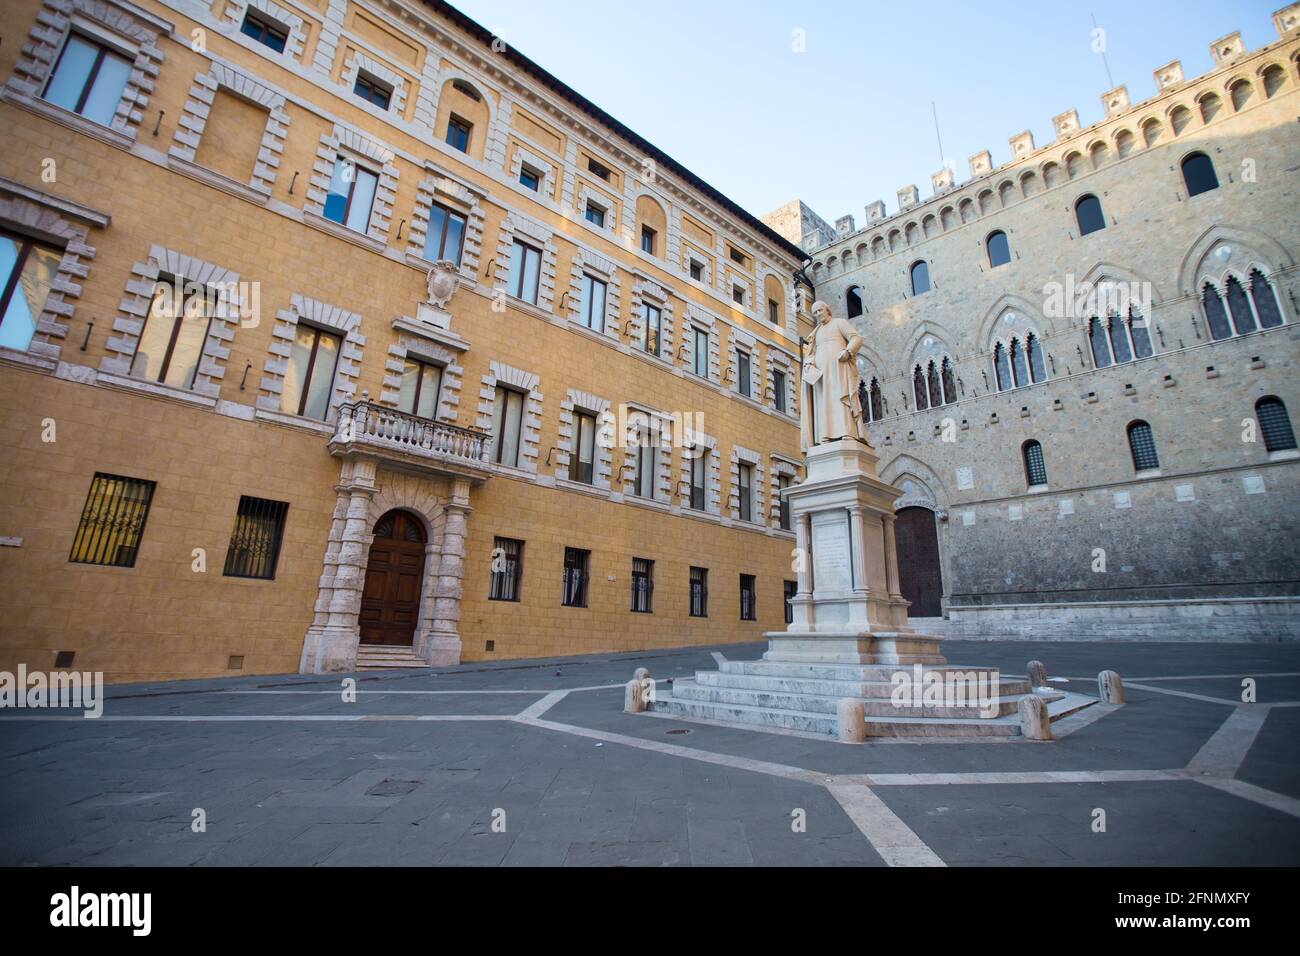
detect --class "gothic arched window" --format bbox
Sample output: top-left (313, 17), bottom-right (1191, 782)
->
top-left (986, 230), bottom-right (1011, 268)
top-left (910, 260), bottom-right (931, 296)
top-left (1026, 334), bottom-right (1046, 382)
top-left (1129, 309), bottom-right (1153, 358)
top-left (1075, 194), bottom-right (1106, 236)
top-left (868, 377), bottom-right (883, 422)
top-left (1089, 316), bottom-right (1112, 367)
top-left (1181, 152), bottom-right (1219, 197)
top-left (846, 285), bottom-right (863, 319)
top-left (1107, 315), bottom-right (1133, 364)
top-left (912, 364), bottom-right (929, 410)
top-left (1250, 270), bottom-right (1284, 329)
top-left (1010, 338), bottom-right (1029, 387)
top-left (926, 360), bottom-right (942, 407)
top-left (1202, 283), bottom-right (1232, 340)
top-left (993, 343), bottom-right (1011, 391)
top-left (1225, 275), bottom-right (1256, 335)
top-left (941, 357), bottom-right (957, 404)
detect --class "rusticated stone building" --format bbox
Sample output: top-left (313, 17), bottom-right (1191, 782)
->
top-left (767, 6), bottom-right (1300, 640)
top-left (0, 0), bottom-right (810, 680)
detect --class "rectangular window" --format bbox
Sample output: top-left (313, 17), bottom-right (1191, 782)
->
top-left (692, 327), bottom-right (709, 377)
top-left (562, 546), bottom-right (589, 607)
top-left (640, 226), bottom-right (656, 255)
top-left (635, 438), bottom-right (655, 499)
top-left (778, 474), bottom-right (792, 531)
top-left (784, 580), bottom-right (796, 624)
top-left (69, 473), bottom-right (155, 568)
top-left (0, 228), bottom-right (62, 353)
top-left (398, 357), bottom-right (443, 420)
top-left (569, 410), bottom-right (597, 484)
top-left (773, 369), bottom-right (787, 413)
top-left (738, 463), bottom-right (753, 522)
top-left (689, 449), bottom-right (707, 511)
top-left (445, 114), bottom-right (471, 152)
top-left (587, 157), bottom-right (611, 180)
top-left (240, 11), bottom-right (288, 53)
top-left (768, 298), bottom-right (779, 324)
top-left (323, 156), bottom-right (378, 234)
top-left (519, 166), bottom-right (540, 191)
top-left (580, 274), bottom-right (606, 332)
top-left (492, 385), bottom-right (525, 467)
top-left (507, 239), bottom-right (541, 304)
top-left (689, 566), bottom-right (708, 618)
top-left (729, 246), bottom-right (747, 265)
top-left (737, 350), bottom-right (751, 397)
top-left (584, 202), bottom-right (606, 228)
top-left (134, 277), bottom-right (214, 390)
top-left (740, 574), bottom-right (757, 621)
top-left (422, 202), bottom-right (467, 265)
top-left (489, 536), bottom-right (523, 601)
top-left (689, 260), bottom-right (703, 282)
top-left (631, 557), bottom-right (653, 613)
top-left (732, 284), bottom-right (746, 305)
top-left (43, 33), bottom-right (132, 127)
top-left (223, 495), bottom-right (289, 579)
top-left (281, 324), bottom-right (340, 420)
top-left (353, 72), bottom-right (392, 110)
top-left (642, 303), bottom-right (661, 356)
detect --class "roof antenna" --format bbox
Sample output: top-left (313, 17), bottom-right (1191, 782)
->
top-left (931, 101), bottom-right (946, 171)
top-left (1091, 12), bottom-right (1115, 88)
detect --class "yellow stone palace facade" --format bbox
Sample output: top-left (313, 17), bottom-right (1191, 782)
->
top-left (0, 0), bottom-right (810, 681)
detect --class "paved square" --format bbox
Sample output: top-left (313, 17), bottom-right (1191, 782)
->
top-left (2, 640), bottom-right (1298, 866)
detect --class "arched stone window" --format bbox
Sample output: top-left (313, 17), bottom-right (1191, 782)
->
top-left (1009, 338), bottom-right (1029, 387)
top-left (1196, 241), bottom-right (1287, 340)
top-left (1142, 118), bottom-right (1162, 147)
top-left (1022, 440), bottom-right (1047, 488)
top-left (993, 342), bottom-right (1011, 391)
top-left (1027, 333), bottom-right (1046, 380)
top-left (1129, 309), bottom-right (1154, 358)
top-left (846, 285), bottom-right (863, 318)
top-left (1250, 269), bottom-right (1284, 329)
top-left (1262, 64), bottom-right (1285, 98)
top-left (1199, 93), bottom-right (1221, 124)
top-left (941, 357), bottom-right (957, 404)
top-left (1256, 396), bottom-right (1297, 453)
top-left (1075, 194), bottom-right (1105, 236)
top-left (910, 260), bottom-right (931, 296)
top-left (912, 364), bottom-right (929, 410)
top-left (1224, 275), bottom-right (1256, 334)
top-left (926, 360), bottom-right (942, 407)
top-left (1115, 129), bottom-right (1134, 159)
top-left (1089, 316), bottom-right (1112, 367)
top-left (1181, 152), bottom-right (1218, 196)
top-left (1202, 283), bottom-right (1233, 340)
top-left (860, 376), bottom-right (883, 423)
top-left (1230, 79), bottom-right (1254, 111)
top-left (1107, 315), bottom-right (1132, 364)
top-left (1127, 420), bottom-right (1159, 471)
top-left (986, 230), bottom-right (1011, 268)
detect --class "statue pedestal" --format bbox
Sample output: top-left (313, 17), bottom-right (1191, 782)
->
top-left (766, 437), bottom-right (945, 665)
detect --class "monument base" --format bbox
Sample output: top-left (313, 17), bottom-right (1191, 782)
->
top-left (763, 630), bottom-right (946, 666)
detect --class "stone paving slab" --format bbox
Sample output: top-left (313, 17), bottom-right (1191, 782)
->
top-left (0, 639), bottom-right (1297, 867)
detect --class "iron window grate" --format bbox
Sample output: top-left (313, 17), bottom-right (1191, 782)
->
top-left (68, 473), bottom-right (156, 568)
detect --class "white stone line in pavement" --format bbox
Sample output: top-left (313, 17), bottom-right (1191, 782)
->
top-left (1124, 682), bottom-right (1242, 706)
top-left (1046, 701), bottom-right (1116, 738)
top-left (1122, 672), bottom-right (1300, 682)
top-left (224, 689), bottom-right (552, 695)
top-left (0, 714), bottom-right (515, 722)
top-left (825, 783), bottom-right (945, 867)
top-left (1185, 706), bottom-right (1270, 777)
top-left (1190, 776), bottom-right (1300, 820)
top-left (842, 769), bottom-right (1181, 787)
top-left (516, 690), bottom-right (569, 720)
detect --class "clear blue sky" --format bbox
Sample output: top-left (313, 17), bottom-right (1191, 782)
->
top-left (449, 0), bottom-right (1283, 227)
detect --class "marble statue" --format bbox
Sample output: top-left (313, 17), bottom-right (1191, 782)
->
top-left (800, 299), bottom-right (868, 451)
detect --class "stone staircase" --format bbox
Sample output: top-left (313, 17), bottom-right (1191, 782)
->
top-left (355, 645), bottom-right (430, 670)
top-left (651, 658), bottom-right (1094, 738)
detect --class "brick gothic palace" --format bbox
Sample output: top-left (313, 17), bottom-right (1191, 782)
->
top-left (0, 0), bottom-right (1297, 681)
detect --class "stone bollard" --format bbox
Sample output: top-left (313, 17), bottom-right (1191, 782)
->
top-left (1098, 670), bottom-right (1125, 704)
top-left (1018, 694), bottom-right (1053, 741)
top-left (837, 698), bottom-right (866, 743)
top-left (1026, 660), bottom-right (1049, 688)
top-left (623, 667), bottom-right (653, 714)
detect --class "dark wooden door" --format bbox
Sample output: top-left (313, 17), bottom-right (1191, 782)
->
top-left (895, 506), bottom-right (943, 617)
top-left (359, 510), bottom-right (427, 646)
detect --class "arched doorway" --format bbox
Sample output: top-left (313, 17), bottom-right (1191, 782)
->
top-left (360, 510), bottom-right (427, 646)
top-left (895, 506), bottom-right (943, 617)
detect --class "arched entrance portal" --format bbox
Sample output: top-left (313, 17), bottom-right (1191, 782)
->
top-left (894, 506), bottom-right (943, 617)
top-left (360, 509), bottom-right (427, 646)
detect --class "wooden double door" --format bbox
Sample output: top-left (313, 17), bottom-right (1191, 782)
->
top-left (360, 510), bottom-right (428, 646)
top-left (894, 506), bottom-right (944, 618)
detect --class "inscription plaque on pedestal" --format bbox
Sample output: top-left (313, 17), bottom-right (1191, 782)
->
top-left (811, 511), bottom-right (852, 592)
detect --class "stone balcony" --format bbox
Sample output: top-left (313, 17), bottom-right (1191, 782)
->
top-left (328, 400), bottom-right (494, 483)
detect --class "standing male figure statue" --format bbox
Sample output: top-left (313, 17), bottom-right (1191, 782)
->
top-left (800, 299), bottom-right (868, 451)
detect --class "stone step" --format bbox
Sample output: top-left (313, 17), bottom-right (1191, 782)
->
top-left (671, 679), bottom-right (1031, 718)
top-left (695, 668), bottom-right (1033, 699)
top-left (356, 645), bottom-right (428, 669)
top-left (719, 659), bottom-right (1010, 683)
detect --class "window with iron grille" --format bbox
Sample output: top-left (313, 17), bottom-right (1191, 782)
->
top-left (1023, 440), bottom-right (1047, 487)
top-left (1257, 397), bottom-right (1296, 452)
top-left (489, 537), bottom-right (523, 601)
top-left (562, 547), bottom-right (589, 607)
top-left (689, 566), bottom-right (708, 617)
top-left (223, 496), bottom-right (289, 579)
top-left (1127, 421), bottom-right (1159, 471)
top-left (739, 574), bottom-right (757, 621)
top-left (783, 580), bottom-right (796, 624)
top-left (69, 473), bottom-right (156, 568)
top-left (631, 557), bottom-right (653, 613)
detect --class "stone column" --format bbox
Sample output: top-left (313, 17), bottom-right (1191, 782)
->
top-left (419, 477), bottom-right (472, 666)
top-left (300, 457), bottom-right (377, 672)
top-left (795, 511), bottom-right (812, 596)
top-left (848, 506), bottom-right (869, 596)
top-left (882, 513), bottom-right (910, 628)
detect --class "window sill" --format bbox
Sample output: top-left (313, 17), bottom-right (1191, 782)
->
top-left (1, 91), bottom-right (134, 151)
top-left (0, 346), bottom-right (57, 373)
top-left (303, 210), bottom-right (387, 255)
top-left (253, 407), bottom-right (333, 434)
top-left (97, 371), bottom-right (218, 408)
top-left (1134, 468), bottom-right (1162, 479)
top-left (1027, 484), bottom-right (1049, 494)
top-left (555, 476), bottom-right (612, 499)
top-left (1268, 449), bottom-right (1300, 462)
top-left (166, 156), bottom-right (270, 206)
